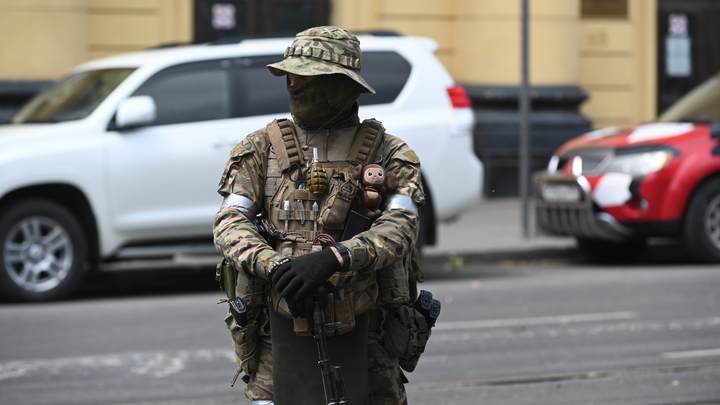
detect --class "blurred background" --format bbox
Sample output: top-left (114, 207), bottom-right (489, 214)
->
top-left (1, 2), bottom-right (719, 405)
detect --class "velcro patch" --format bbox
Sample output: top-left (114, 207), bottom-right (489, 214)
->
top-left (230, 141), bottom-right (254, 157)
top-left (230, 143), bottom-right (245, 156)
top-left (403, 150), bottom-right (420, 163)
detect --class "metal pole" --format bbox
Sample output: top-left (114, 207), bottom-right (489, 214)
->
top-left (519, 0), bottom-right (531, 239)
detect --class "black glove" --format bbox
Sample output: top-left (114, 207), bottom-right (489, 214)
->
top-left (286, 282), bottom-right (331, 319)
top-left (272, 248), bottom-right (341, 302)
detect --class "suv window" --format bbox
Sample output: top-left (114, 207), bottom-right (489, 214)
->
top-left (359, 51), bottom-right (412, 106)
top-left (133, 60), bottom-right (232, 126)
top-left (230, 51), bottom-right (413, 117)
top-left (233, 55), bottom-right (289, 117)
top-left (12, 68), bottom-right (135, 124)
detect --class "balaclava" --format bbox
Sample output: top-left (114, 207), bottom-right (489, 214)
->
top-left (288, 73), bottom-right (361, 130)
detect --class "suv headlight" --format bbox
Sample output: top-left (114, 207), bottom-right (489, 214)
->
top-left (603, 150), bottom-right (674, 177)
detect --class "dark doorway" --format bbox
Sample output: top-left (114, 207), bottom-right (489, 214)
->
top-left (194, 0), bottom-right (330, 43)
top-left (657, 0), bottom-right (720, 115)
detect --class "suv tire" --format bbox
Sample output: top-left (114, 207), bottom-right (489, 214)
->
top-left (0, 199), bottom-right (87, 302)
top-left (683, 177), bottom-right (720, 263)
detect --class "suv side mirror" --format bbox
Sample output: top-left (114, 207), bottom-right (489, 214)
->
top-left (115, 96), bottom-right (156, 129)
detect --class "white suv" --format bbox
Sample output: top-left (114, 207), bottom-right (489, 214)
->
top-left (0, 34), bottom-right (483, 302)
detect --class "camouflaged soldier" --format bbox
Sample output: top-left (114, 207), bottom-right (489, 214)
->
top-left (214, 26), bottom-right (425, 405)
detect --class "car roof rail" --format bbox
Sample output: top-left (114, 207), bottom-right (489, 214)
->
top-left (147, 42), bottom-right (192, 50)
top-left (206, 30), bottom-right (404, 44)
top-left (354, 30), bottom-right (403, 37)
top-left (208, 33), bottom-right (294, 45)
top-left (147, 30), bottom-right (403, 50)
top-left (207, 30), bottom-right (403, 42)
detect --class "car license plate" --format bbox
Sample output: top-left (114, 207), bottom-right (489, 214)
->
top-left (541, 184), bottom-right (581, 203)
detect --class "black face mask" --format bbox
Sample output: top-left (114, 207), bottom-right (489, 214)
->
top-left (287, 74), bottom-right (361, 129)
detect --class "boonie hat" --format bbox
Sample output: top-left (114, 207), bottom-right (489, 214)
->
top-left (267, 26), bottom-right (376, 94)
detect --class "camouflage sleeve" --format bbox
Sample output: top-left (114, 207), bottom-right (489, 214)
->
top-left (213, 130), bottom-right (286, 282)
top-left (339, 134), bottom-right (425, 272)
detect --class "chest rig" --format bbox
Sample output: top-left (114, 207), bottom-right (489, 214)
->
top-left (264, 118), bottom-right (384, 333)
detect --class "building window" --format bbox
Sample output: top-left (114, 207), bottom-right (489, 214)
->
top-left (581, 0), bottom-right (628, 19)
top-left (194, 0), bottom-right (329, 43)
top-left (273, 3), bottom-right (317, 36)
top-left (195, 1), bottom-right (247, 43)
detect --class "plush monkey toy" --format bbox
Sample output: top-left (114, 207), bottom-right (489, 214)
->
top-left (352, 163), bottom-right (399, 219)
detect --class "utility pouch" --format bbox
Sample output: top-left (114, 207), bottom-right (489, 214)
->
top-left (224, 312), bottom-right (260, 374)
top-left (318, 173), bottom-right (359, 230)
top-left (292, 290), bottom-right (356, 337)
top-left (270, 242), bottom-right (359, 335)
top-left (382, 303), bottom-right (432, 373)
top-left (216, 259), bottom-right (237, 299)
top-left (276, 240), bottom-right (322, 259)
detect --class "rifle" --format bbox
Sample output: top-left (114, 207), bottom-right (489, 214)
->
top-left (313, 298), bottom-right (352, 405)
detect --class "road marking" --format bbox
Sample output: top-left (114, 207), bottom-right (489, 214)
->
top-left (431, 317), bottom-right (720, 345)
top-left (662, 348), bottom-right (720, 359)
top-left (0, 349), bottom-right (235, 381)
top-left (433, 311), bottom-right (637, 331)
top-left (409, 362), bottom-right (720, 389)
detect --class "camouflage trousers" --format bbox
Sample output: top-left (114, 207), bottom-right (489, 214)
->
top-left (231, 306), bottom-right (407, 405)
top-left (367, 332), bottom-right (409, 405)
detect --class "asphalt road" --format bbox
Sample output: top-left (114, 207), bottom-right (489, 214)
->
top-left (0, 256), bottom-right (719, 405)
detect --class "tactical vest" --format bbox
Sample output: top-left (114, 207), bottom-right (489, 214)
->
top-left (264, 118), bottom-right (387, 334)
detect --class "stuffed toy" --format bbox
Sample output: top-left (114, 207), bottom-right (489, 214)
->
top-left (352, 163), bottom-right (399, 219)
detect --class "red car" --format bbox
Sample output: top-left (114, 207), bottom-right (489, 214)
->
top-left (535, 73), bottom-right (720, 263)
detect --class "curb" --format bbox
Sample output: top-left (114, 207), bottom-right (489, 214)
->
top-left (422, 246), bottom-right (581, 270)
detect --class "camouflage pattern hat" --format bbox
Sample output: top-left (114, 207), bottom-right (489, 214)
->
top-left (267, 26), bottom-right (376, 94)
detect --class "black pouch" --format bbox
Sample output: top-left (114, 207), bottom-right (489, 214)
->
top-left (382, 304), bottom-right (431, 372)
top-left (342, 210), bottom-right (371, 241)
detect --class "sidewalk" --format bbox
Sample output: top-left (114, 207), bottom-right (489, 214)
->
top-left (112, 198), bottom-right (578, 272)
top-left (423, 198), bottom-right (577, 261)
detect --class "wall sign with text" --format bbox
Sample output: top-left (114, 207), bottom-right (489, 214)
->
top-left (665, 13), bottom-right (692, 78)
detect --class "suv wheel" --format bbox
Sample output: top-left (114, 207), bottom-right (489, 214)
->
top-left (683, 178), bottom-right (720, 263)
top-left (0, 199), bottom-right (87, 302)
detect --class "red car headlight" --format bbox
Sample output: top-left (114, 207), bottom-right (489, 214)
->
top-left (602, 150), bottom-right (674, 177)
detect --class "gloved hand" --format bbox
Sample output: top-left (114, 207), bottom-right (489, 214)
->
top-left (272, 247), bottom-right (341, 303)
top-left (286, 282), bottom-right (331, 318)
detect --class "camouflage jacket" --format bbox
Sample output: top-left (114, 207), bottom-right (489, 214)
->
top-left (213, 119), bottom-right (425, 285)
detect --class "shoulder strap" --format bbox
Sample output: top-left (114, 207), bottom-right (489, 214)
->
top-left (266, 118), bottom-right (305, 172)
top-left (347, 119), bottom-right (385, 165)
